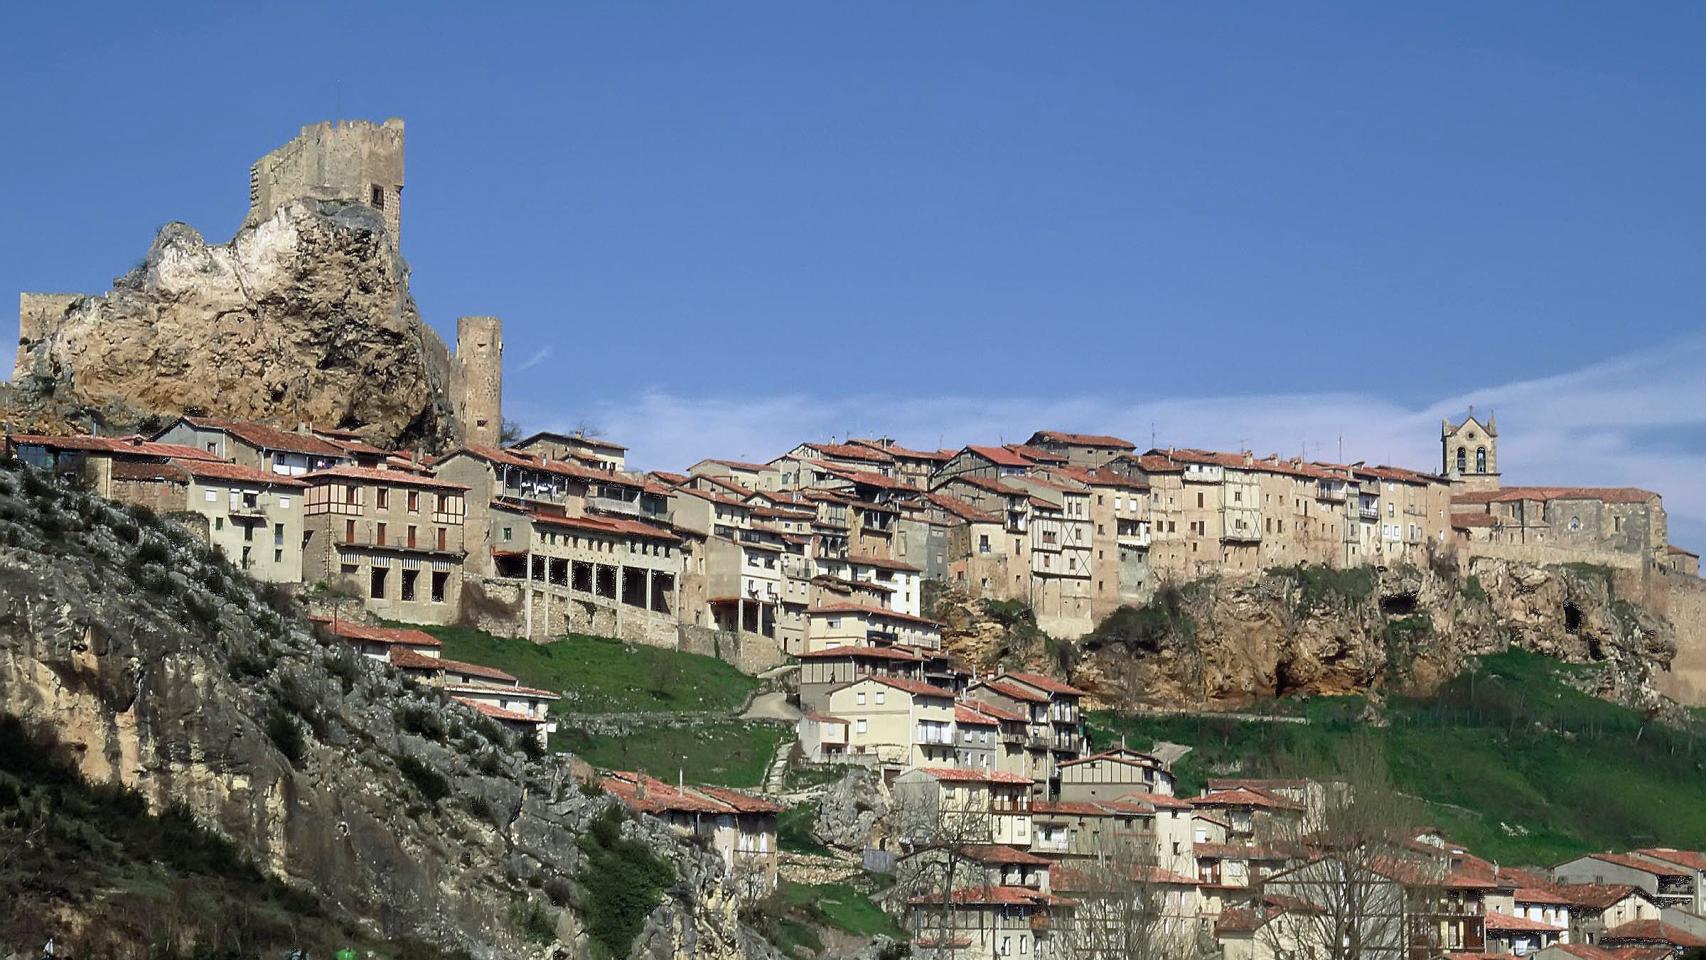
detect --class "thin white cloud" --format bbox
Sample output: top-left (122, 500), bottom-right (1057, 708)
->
top-left (512, 331), bottom-right (1706, 548)
top-left (515, 344), bottom-right (555, 373)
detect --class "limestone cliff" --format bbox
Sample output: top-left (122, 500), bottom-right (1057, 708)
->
top-left (9, 200), bottom-right (459, 450)
top-left (936, 559), bottom-right (1677, 714)
top-left (0, 463), bottom-right (774, 959)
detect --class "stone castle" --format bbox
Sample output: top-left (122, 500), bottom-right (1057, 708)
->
top-left (14, 118), bottom-right (504, 448)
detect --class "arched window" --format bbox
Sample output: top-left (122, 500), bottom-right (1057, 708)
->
top-left (1456, 447), bottom-right (1467, 473)
top-left (1476, 447), bottom-right (1487, 473)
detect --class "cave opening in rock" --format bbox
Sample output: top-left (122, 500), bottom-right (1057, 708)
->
top-left (1381, 593), bottom-right (1418, 616)
top-left (1564, 602), bottom-right (1583, 633)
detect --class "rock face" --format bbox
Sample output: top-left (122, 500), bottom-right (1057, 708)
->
top-left (10, 200), bottom-right (459, 450)
top-left (939, 559), bottom-right (1678, 714)
top-left (0, 464), bottom-right (770, 959)
top-left (812, 768), bottom-right (891, 852)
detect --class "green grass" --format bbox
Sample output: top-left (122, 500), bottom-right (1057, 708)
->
top-left (1091, 649), bottom-right (1706, 866)
top-left (553, 720), bottom-right (788, 787)
top-left (778, 804), bottom-right (834, 856)
top-left (391, 623), bottom-right (759, 715)
top-left (746, 880), bottom-right (901, 956)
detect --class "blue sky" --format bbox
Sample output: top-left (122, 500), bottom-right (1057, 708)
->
top-left (4, 3), bottom-right (1705, 542)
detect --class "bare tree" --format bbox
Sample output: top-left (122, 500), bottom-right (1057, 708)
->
top-left (1051, 832), bottom-right (1209, 960)
top-left (890, 777), bottom-right (1008, 959)
top-left (1253, 735), bottom-right (1441, 960)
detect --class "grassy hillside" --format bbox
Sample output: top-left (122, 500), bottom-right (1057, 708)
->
top-left (1091, 649), bottom-right (1706, 866)
top-left (552, 720), bottom-right (787, 788)
top-left (394, 624), bottom-right (759, 714)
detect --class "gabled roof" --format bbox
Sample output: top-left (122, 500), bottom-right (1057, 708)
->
top-left (960, 445), bottom-right (1035, 467)
top-left (173, 458), bottom-right (310, 487)
top-left (908, 767), bottom-right (1033, 785)
top-left (1570, 852), bottom-right (1691, 878)
top-left (516, 430), bottom-right (626, 452)
top-left (177, 417), bottom-right (349, 458)
top-left (1193, 787), bottom-right (1304, 811)
top-left (1482, 910), bottom-right (1564, 933)
top-left (845, 675), bottom-right (956, 699)
top-left (808, 602), bottom-right (938, 628)
top-left (8, 432), bottom-right (228, 462)
top-left (1050, 862), bottom-right (1196, 892)
top-left (1028, 431), bottom-right (1136, 450)
top-left (311, 616), bottom-right (442, 648)
top-left (798, 644), bottom-right (924, 662)
top-left (1601, 919), bottom-right (1706, 947)
top-left (800, 442), bottom-right (895, 464)
top-left (959, 844), bottom-right (1051, 866)
top-left (304, 465), bottom-right (468, 491)
top-left (1555, 882), bottom-right (1650, 910)
top-left (1057, 748), bottom-right (1164, 770)
top-left (1634, 847), bottom-right (1706, 872)
top-left (1453, 486), bottom-right (1659, 506)
top-left (454, 697), bottom-right (545, 724)
top-left (974, 679), bottom-right (1049, 703)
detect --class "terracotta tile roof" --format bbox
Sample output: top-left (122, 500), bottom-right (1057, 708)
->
top-left (839, 554), bottom-right (922, 573)
top-left (1577, 852), bottom-right (1691, 877)
top-left (1537, 946), bottom-right (1627, 960)
top-left (518, 430), bottom-right (626, 452)
top-left (962, 445), bottom-right (1035, 468)
top-left (1129, 453), bottom-right (1185, 474)
top-left (1003, 443), bottom-right (1069, 464)
top-left (694, 784), bottom-right (783, 814)
top-left (1355, 463), bottom-right (1449, 484)
top-left (1044, 465), bottom-right (1149, 490)
top-left (1634, 847), bottom-right (1706, 871)
top-left (697, 458), bottom-right (771, 472)
top-left (808, 602), bottom-right (939, 628)
top-left (180, 417), bottom-right (349, 458)
top-left (1057, 749), bottom-right (1164, 770)
top-left (648, 470), bottom-right (691, 487)
top-left (799, 644), bottom-right (924, 661)
top-left (1453, 486), bottom-right (1658, 506)
top-left (1050, 862), bottom-right (1196, 891)
top-left (386, 647), bottom-right (443, 671)
top-left (9, 432), bottom-right (229, 461)
top-left (1029, 431), bottom-right (1136, 450)
top-left (1106, 789), bottom-right (1194, 811)
top-left (937, 473), bottom-right (1025, 497)
top-left (311, 617), bottom-right (443, 648)
top-left (304, 465), bottom-right (468, 491)
top-left (848, 439), bottom-right (953, 462)
top-left (1000, 671), bottom-right (1087, 697)
top-left (975, 679), bottom-right (1049, 703)
top-left (1555, 882), bottom-right (1648, 910)
top-left (1193, 787), bottom-right (1304, 811)
top-left (453, 697), bottom-right (544, 724)
top-left (1205, 777), bottom-right (1311, 791)
top-left (922, 492), bottom-right (1002, 523)
top-left (433, 657), bottom-right (520, 684)
top-left (802, 442), bottom-right (894, 464)
top-left (910, 767), bottom-right (1033, 785)
top-left (807, 713), bottom-right (848, 724)
top-left (959, 698), bottom-right (1027, 723)
top-left (906, 885), bottom-right (1066, 907)
top-left (444, 681), bottom-right (561, 701)
top-left (454, 443), bottom-right (635, 487)
top-left (854, 675), bottom-right (957, 699)
top-left (312, 432), bottom-right (391, 458)
top-left (528, 509), bottom-right (681, 543)
top-left (172, 458), bottom-right (309, 487)
top-left (954, 704), bottom-right (1001, 725)
top-left (819, 463), bottom-right (913, 490)
top-left (1602, 919), bottom-right (1706, 947)
top-left (1482, 910), bottom-right (1564, 933)
top-left (1452, 512), bottom-right (1502, 528)
top-left (601, 771), bottom-right (779, 816)
top-left (1193, 842), bottom-right (1289, 860)
top-left (1031, 800), bottom-right (1108, 817)
top-left (960, 844), bottom-right (1051, 866)
top-left (1666, 545), bottom-right (1699, 558)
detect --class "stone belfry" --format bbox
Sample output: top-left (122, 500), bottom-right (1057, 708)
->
top-left (246, 118), bottom-right (405, 249)
top-left (1442, 407), bottom-right (1500, 491)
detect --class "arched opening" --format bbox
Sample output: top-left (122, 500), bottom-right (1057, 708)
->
top-left (1456, 446), bottom-right (1467, 473)
top-left (1476, 447), bottom-right (1487, 473)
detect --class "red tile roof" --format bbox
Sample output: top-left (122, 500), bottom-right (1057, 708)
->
top-left (819, 463), bottom-right (913, 491)
top-left (528, 509), bottom-right (681, 543)
top-left (304, 465), bottom-right (468, 491)
top-left (179, 417), bottom-right (349, 458)
top-left (1577, 852), bottom-right (1691, 877)
top-left (802, 442), bottom-right (895, 464)
top-left (910, 767), bottom-right (1033, 785)
top-left (1451, 512), bottom-right (1502, 528)
top-left (1057, 749), bottom-right (1164, 770)
top-left (848, 439), bottom-right (954, 462)
top-left (1453, 486), bottom-right (1659, 506)
top-left (453, 697), bottom-right (545, 724)
top-left (602, 771), bottom-right (780, 816)
top-left (841, 554), bottom-right (923, 573)
top-left (906, 885), bottom-right (1066, 907)
top-left (434, 657), bottom-right (520, 684)
top-left (9, 432), bottom-right (228, 461)
top-left (1634, 847), bottom-right (1706, 872)
top-left (1003, 443), bottom-right (1069, 465)
top-left (386, 647), bottom-right (444, 671)
top-left (1554, 883), bottom-right (1648, 910)
top-left (962, 445), bottom-right (1035, 467)
top-left (1050, 862), bottom-right (1196, 891)
top-left (954, 704), bottom-right (1001, 725)
top-left (856, 675), bottom-right (957, 699)
top-left (173, 458), bottom-right (309, 487)
top-left (799, 644), bottom-right (925, 661)
top-left (1602, 919), bottom-right (1706, 947)
top-left (310, 617), bottom-right (442, 648)
top-left (1193, 787), bottom-right (1304, 811)
top-left (924, 492), bottom-right (1002, 524)
top-left (1106, 789), bottom-right (1194, 811)
top-left (808, 602), bottom-right (939, 628)
top-left (1029, 431), bottom-right (1136, 450)
top-left (1482, 910), bottom-right (1564, 933)
top-left (960, 844), bottom-right (1051, 866)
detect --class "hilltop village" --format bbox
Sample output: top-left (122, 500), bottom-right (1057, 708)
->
top-left (9, 119), bottom-right (1706, 960)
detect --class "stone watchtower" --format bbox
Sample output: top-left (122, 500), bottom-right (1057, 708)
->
top-left (1442, 408), bottom-right (1500, 491)
top-left (453, 316), bottom-right (504, 447)
top-left (246, 118), bottom-right (406, 248)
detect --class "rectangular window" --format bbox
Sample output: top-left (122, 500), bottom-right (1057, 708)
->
top-left (856, 719), bottom-right (868, 734)
top-left (431, 570), bottom-right (449, 603)
top-left (401, 569), bottom-right (418, 602)
top-left (406, 525), bottom-right (417, 548)
top-left (502, 526), bottom-right (513, 542)
top-left (376, 522), bottom-right (387, 545)
top-left (376, 488), bottom-right (389, 509)
top-left (273, 523), bottom-right (284, 546)
top-left (437, 527), bottom-right (447, 551)
top-left (875, 690), bottom-right (886, 705)
top-left (279, 496), bottom-right (291, 509)
top-left (344, 519), bottom-right (356, 542)
top-left (407, 490), bottom-right (419, 512)
top-left (204, 489), bottom-right (217, 503)
top-left (369, 567), bottom-right (387, 599)
top-left (243, 524), bottom-right (254, 542)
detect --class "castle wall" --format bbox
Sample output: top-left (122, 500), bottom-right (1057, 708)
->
top-left (247, 119), bottom-right (404, 247)
top-left (454, 316), bottom-right (503, 447)
top-left (15, 292), bottom-right (82, 380)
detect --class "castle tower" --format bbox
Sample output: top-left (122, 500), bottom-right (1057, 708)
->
top-left (454, 316), bottom-right (504, 447)
top-left (246, 118), bottom-right (405, 249)
top-left (1441, 408), bottom-right (1499, 491)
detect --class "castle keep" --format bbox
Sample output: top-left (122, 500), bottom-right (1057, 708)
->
top-left (246, 118), bottom-right (406, 248)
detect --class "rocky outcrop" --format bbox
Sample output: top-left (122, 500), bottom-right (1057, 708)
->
top-left (0, 464), bottom-right (771, 959)
top-left (8, 200), bottom-right (459, 450)
top-left (939, 560), bottom-right (1677, 714)
top-left (812, 768), bottom-right (891, 852)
